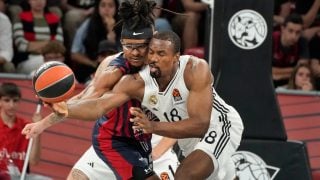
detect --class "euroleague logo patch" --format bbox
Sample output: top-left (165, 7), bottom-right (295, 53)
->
top-left (232, 151), bottom-right (280, 179)
top-left (172, 88), bottom-right (182, 101)
top-left (160, 172), bottom-right (170, 180)
top-left (228, 9), bottom-right (267, 50)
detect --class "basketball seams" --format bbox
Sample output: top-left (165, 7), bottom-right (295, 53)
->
top-left (35, 65), bottom-right (72, 91)
top-left (37, 74), bottom-right (73, 92)
top-left (33, 62), bottom-right (76, 103)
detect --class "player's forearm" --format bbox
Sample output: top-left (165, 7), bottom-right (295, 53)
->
top-left (67, 99), bottom-right (105, 120)
top-left (152, 119), bottom-right (209, 138)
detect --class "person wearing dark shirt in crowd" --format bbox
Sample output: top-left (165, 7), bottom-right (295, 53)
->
top-left (70, 0), bottom-right (120, 83)
top-left (272, 14), bottom-right (310, 88)
top-left (61, 0), bottom-right (96, 47)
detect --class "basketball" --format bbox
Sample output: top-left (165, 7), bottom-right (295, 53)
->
top-left (32, 61), bottom-right (76, 103)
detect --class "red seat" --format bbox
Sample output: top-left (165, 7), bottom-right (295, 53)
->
top-left (183, 47), bottom-right (205, 58)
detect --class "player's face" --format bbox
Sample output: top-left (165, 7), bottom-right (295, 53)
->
top-left (122, 38), bottom-right (149, 68)
top-left (0, 96), bottom-right (20, 117)
top-left (148, 38), bottom-right (179, 78)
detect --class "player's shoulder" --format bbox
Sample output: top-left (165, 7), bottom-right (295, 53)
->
top-left (184, 55), bottom-right (213, 87)
top-left (185, 55), bottom-right (210, 74)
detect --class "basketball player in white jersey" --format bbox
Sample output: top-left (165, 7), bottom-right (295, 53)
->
top-left (23, 30), bottom-right (243, 179)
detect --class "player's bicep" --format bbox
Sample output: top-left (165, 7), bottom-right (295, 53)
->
top-left (187, 61), bottom-right (213, 126)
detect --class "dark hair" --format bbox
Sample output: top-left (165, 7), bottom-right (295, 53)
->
top-left (83, 0), bottom-right (120, 60)
top-left (287, 63), bottom-right (315, 90)
top-left (42, 40), bottom-right (66, 55)
top-left (153, 31), bottom-right (181, 53)
top-left (0, 82), bottom-right (21, 98)
top-left (115, 0), bottom-right (156, 39)
top-left (283, 14), bottom-right (303, 27)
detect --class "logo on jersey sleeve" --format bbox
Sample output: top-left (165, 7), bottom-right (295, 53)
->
top-left (160, 172), bottom-right (170, 180)
top-left (148, 95), bottom-right (158, 106)
top-left (172, 88), bottom-right (182, 102)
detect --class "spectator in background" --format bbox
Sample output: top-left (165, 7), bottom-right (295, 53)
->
top-left (29, 40), bottom-right (66, 76)
top-left (0, 11), bottom-right (15, 73)
top-left (153, 0), bottom-right (172, 31)
top-left (272, 14), bottom-right (309, 88)
top-left (0, 82), bottom-right (41, 177)
top-left (277, 63), bottom-right (315, 91)
top-left (96, 39), bottom-right (117, 63)
top-left (84, 39), bottom-right (117, 86)
top-left (70, 0), bottom-right (120, 84)
top-left (41, 40), bottom-right (66, 63)
top-left (61, 0), bottom-right (95, 47)
top-left (12, 0), bottom-right (64, 75)
top-left (170, 0), bottom-right (209, 51)
top-left (6, 0), bottom-right (63, 22)
top-left (309, 36), bottom-right (320, 90)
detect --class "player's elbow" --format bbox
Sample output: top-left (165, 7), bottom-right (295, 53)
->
top-left (196, 120), bottom-right (210, 137)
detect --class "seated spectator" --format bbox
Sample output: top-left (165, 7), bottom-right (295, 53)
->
top-left (29, 40), bottom-right (66, 76)
top-left (7, 0), bottom-right (63, 22)
top-left (41, 40), bottom-right (66, 63)
top-left (61, 0), bottom-right (96, 47)
top-left (81, 39), bottom-right (117, 86)
top-left (277, 63), bottom-right (315, 91)
top-left (273, 0), bottom-right (294, 30)
top-left (0, 12), bottom-right (15, 73)
top-left (0, 82), bottom-right (41, 177)
top-left (96, 39), bottom-right (117, 63)
top-left (12, 0), bottom-right (64, 75)
top-left (309, 35), bottom-right (320, 90)
top-left (70, 0), bottom-right (120, 83)
top-left (169, 0), bottom-right (209, 51)
top-left (272, 14), bottom-right (310, 88)
top-left (153, 0), bottom-right (172, 31)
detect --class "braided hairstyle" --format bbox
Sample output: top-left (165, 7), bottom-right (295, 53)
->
top-left (115, 0), bottom-right (157, 39)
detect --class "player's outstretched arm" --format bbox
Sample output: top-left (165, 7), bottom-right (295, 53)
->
top-left (22, 113), bottom-right (65, 139)
top-left (66, 75), bottom-right (141, 120)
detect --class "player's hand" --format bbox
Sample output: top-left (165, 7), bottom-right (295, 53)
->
top-left (130, 107), bottom-right (154, 134)
top-left (22, 121), bottom-right (46, 139)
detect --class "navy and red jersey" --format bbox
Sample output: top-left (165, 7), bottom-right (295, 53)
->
top-left (92, 53), bottom-right (152, 166)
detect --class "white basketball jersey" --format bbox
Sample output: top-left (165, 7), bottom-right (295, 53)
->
top-left (140, 55), bottom-right (233, 125)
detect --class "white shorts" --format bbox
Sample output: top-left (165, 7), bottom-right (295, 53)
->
top-left (179, 106), bottom-right (244, 180)
top-left (153, 149), bottom-right (180, 180)
top-left (72, 146), bottom-right (117, 180)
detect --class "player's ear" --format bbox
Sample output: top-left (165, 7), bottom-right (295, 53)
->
top-left (173, 52), bottom-right (180, 63)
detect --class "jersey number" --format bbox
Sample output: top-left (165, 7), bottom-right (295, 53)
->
top-left (200, 131), bottom-right (217, 144)
top-left (164, 108), bottom-right (182, 122)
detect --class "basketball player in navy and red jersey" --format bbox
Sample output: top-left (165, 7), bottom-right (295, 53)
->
top-left (22, 0), bottom-right (177, 179)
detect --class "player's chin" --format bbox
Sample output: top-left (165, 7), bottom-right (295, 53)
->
top-left (129, 60), bottom-right (144, 67)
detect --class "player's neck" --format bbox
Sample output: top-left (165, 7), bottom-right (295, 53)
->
top-left (157, 64), bottom-right (179, 91)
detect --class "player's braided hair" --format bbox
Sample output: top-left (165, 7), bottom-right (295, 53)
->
top-left (114, 0), bottom-right (156, 30)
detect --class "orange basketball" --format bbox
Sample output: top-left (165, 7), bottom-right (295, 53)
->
top-left (32, 61), bottom-right (76, 103)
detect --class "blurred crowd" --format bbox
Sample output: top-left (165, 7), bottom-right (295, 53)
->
top-left (273, 0), bottom-right (320, 91)
top-left (1, 0), bottom-right (319, 87)
top-left (0, 0), bottom-right (211, 84)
